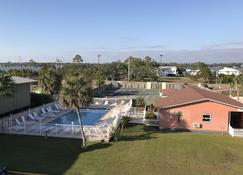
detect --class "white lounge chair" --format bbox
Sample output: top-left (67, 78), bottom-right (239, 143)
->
top-left (32, 112), bottom-right (43, 120)
top-left (46, 107), bottom-right (55, 114)
top-left (8, 118), bottom-right (25, 132)
top-left (28, 113), bottom-right (39, 121)
top-left (110, 102), bottom-right (117, 107)
top-left (95, 101), bottom-right (100, 105)
top-left (45, 107), bottom-right (55, 114)
top-left (41, 108), bottom-right (55, 117)
top-left (104, 101), bottom-right (109, 105)
top-left (47, 106), bottom-right (60, 113)
top-left (21, 116), bottom-right (34, 124)
top-left (55, 103), bottom-right (64, 111)
top-left (15, 118), bottom-right (23, 125)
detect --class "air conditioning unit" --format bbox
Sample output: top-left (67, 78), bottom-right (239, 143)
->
top-left (193, 123), bottom-right (201, 128)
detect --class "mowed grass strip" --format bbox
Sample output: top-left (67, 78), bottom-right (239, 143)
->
top-left (1, 125), bottom-right (243, 175)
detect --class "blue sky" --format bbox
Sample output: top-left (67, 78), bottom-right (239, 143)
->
top-left (0, 0), bottom-right (243, 63)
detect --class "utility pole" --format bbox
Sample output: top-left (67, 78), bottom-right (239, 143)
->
top-left (160, 54), bottom-right (163, 65)
top-left (97, 55), bottom-right (102, 97)
top-left (98, 55), bottom-right (101, 64)
top-left (128, 58), bottom-right (130, 81)
top-left (19, 56), bottom-right (23, 77)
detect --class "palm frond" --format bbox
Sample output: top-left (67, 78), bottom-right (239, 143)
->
top-left (0, 73), bottom-right (15, 97)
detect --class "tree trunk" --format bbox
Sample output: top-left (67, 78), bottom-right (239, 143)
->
top-left (230, 86), bottom-right (232, 97)
top-left (76, 107), bottom-right (87, 149)
top-left (237, 84), bottom-right (240, 101)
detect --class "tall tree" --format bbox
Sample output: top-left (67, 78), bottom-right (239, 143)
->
top-left (73, 54), bottom-right (83, 64)
top-left (39, 65), bottom-right (62, 95)
top-left (28, 59), bottom-right (36, 64)
top-left (196, 62), bottom-right (211, 83)
top-left (0, 73), bottom-right (15, 96)
top-left (59, 74), bottom-right (92, 148)
top-left (218, 74), bottom-right (225, 88)
top-left (124, 56), bottom-right (158, 81)
top-left (233, 75), bottom-right (243, 100)
top-left (227, 75), bottom-right (235, 97)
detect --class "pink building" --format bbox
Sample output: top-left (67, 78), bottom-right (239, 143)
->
top-left (155, 86), bottom-right (243, 134)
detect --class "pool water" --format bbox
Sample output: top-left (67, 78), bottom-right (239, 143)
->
top-left (49, 108), bottom-right (108, 125)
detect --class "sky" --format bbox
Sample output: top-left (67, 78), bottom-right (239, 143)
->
top-left (0, 0), bottom-right (243, 63)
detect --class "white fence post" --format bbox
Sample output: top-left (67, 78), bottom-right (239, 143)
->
top-left (55, 124), bottom-right (58, 136)
top-left (143, 107), bottom-right (146, 121)
top-left (71, 122), bottom-right (74, 135)
top-left (39, 120), bottom-right (42, 135)
top-left (24, 120), bottom-right (26, 133)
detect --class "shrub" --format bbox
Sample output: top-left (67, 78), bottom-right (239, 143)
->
top-left (31, 93), bottom-right (54, 107)
top-left (135, 97), bottom-right (145, 107)
top-left (145, 112), bottom-right (156, 119)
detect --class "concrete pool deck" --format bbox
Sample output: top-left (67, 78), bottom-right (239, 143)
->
top-left (99, 105), bottom-right (122, 121)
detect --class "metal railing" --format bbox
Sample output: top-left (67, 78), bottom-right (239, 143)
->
top-left (0, 100), bottom-right (131, 142)
top-left (126, 107), bottom-right (146, 119)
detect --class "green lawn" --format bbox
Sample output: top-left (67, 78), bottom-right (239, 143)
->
top-left (1, 125), bottom-right (243, 175)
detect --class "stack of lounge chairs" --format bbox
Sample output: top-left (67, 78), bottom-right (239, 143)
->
top-left (9, 103), bottom-right (65, 132)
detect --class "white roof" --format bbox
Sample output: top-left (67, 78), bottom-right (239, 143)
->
top-left (159, 66), bottom-right (177, 69)
top-left (219, 67), bottom-right (240, 72)
top-left (11, 76), bottom-right (37, 84)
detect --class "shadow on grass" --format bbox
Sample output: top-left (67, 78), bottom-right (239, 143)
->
top-left (0, 124), bottom-right (177, 174)
top-left (118, 124), bottom-right (191, 142)
top-left (117, 124), bottom-right (158, 142)
top-left (119, 132), bottom-right (157, 141)
top-left (0, 135), bottom-right (111, 175)
top-left (158, 128), bottom-right (191, 134)
top-left (84, 142), bottom-right (112, 153)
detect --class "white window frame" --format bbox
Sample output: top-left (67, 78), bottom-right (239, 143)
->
top-left (202, 114), bottom-right (211, 122)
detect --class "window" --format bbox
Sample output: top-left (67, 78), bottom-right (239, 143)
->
top-left (202, 114), bottom-right (211, 122)
top-left (176, 111), bottom-right (182, 123)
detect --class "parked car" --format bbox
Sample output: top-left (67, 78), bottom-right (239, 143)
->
top-left (0, 165), bottom-right (7, 175)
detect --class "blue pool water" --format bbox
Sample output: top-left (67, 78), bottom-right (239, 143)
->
top-left (49, 108), bottom-right (108, 125)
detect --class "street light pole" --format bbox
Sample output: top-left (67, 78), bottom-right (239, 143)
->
top-left (160, 54), bottom-right (163, 65)
top-left (128, 58), bottom-right (130, 81)
top-left (98, 55), bottom-right (101, 64)
top-left (19, 56), bottom-right (23, 77)
top-left (97, 55), bottom-right (102, 97)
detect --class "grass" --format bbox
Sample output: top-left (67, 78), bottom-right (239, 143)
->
top-left (1, 124), bottom-right (243, 175)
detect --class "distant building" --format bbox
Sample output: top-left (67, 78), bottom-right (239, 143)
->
top-left (0, 76), bottom-right (37, 115)
top-left (0, 64), bottom-right (40, 71)
top-left (159, 66), bottom-right (177, 76)
top-left (218, 67), bottom-right (241, 76)
top-left (209, 66), bottom-right (222, 74)
top-left (185, 69), bottom-right (200, 76)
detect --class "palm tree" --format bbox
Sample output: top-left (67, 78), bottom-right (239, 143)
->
top-left (113, 116), bottom-right (130, 142)
top-left (217, 74), bottom-right (225, 89)
top-left (119, 116), bottom-right (130, 134)
top-left (234, 76), bottom-right (242, 100)
top-left (0, 73), bottom-right (15, 96)
top-left (59, 74), bottom-right (92, 148)
top-left (135, 97), bottom-right (145, 107)
top-left (228, 75), bottom-right (235, 97)
top-left (39, 65), bottom-right (62, 95)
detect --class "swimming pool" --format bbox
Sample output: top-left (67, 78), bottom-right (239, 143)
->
top-left (49, 108), bottom-right (108, 126)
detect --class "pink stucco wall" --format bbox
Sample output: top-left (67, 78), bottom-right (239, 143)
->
top-left (159, 101), bottom-right (238, 132)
